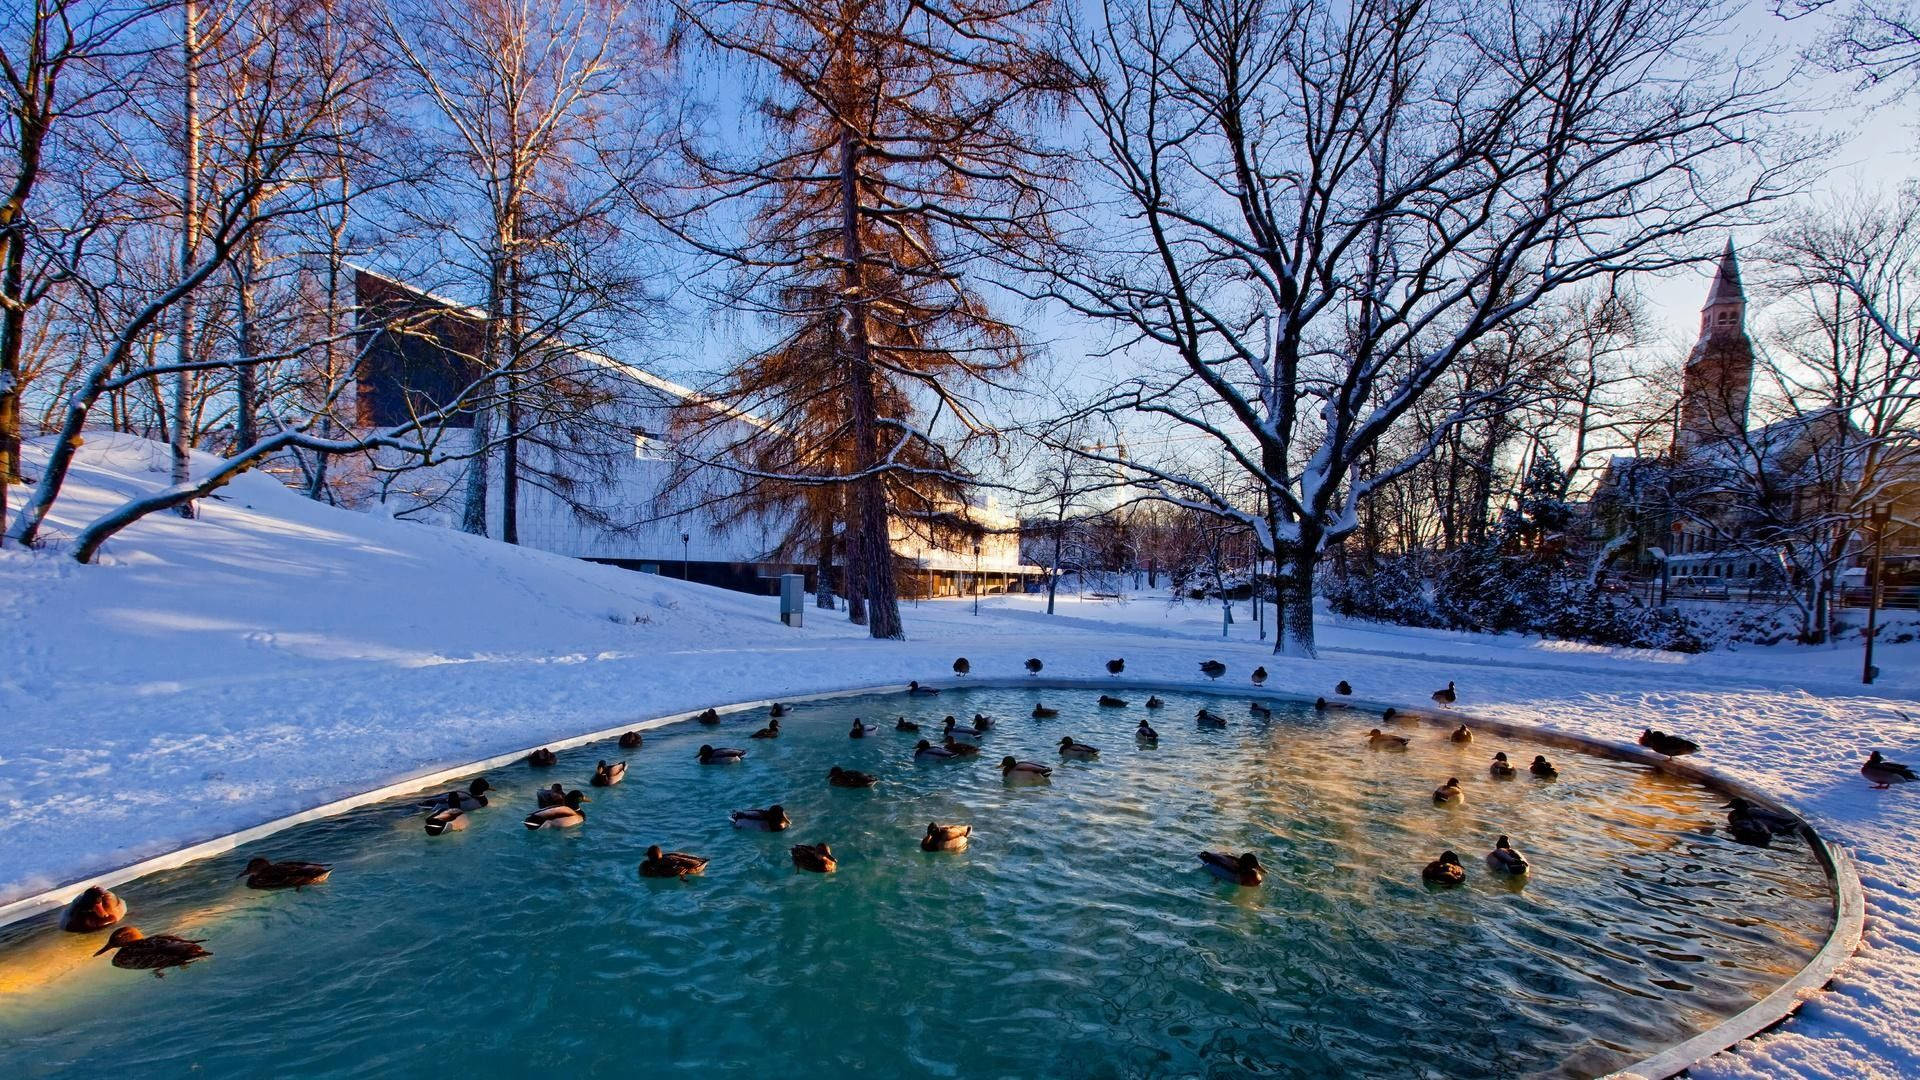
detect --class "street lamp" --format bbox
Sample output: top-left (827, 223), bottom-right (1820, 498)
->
top-left (973, 540), bottom-right (982, 616)
top-left (681, 532), bottom-right (691, 582)
top-left (1864, 504), bottom-right (1892, 685)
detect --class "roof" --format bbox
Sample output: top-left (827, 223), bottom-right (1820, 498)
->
top-left (1706, 239), bottom-right (1744, 305)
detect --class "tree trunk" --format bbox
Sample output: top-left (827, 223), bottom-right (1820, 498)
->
top-left (171, 0), bottom-right (201, 518)
top-left (500, 258), bottom-right (521, 545)
top-left (815, 503), bottom-right (835, 608)
top-left (233, 230), bottom-right (260, 448)
top-left (460, 409), bottom-right (488, 535)
top-left (0, 219), bottom-right (25, 545)
top-left (1272, 532), bottom-right (1319, 658)
top-left (837, 126), bottom-right (901, 639)
top-left (1046, 521), bottom-right (1063, 614)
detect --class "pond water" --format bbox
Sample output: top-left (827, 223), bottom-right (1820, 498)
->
top-left (0, 688), bottom-right (1830, 1078)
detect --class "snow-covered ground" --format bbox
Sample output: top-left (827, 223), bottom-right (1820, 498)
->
top-left (3, 435), bottom-right (1918, 1078)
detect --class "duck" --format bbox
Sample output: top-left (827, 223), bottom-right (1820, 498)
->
top-left (535, 783), bottom-right (567, 808)
top-left (1001, 756), bottom-right (1053, 783)
top-left (1200, 659), bottom-right (1227, 680)
top-left (1031, 704), bottom-right (1059, 719)
top-left (639, 844), bottom-right (708, 879)
top-left (1058, 736), bottom-right (1099, 759)
top-left (1529, 755), bottom-right (1559, 779)
top-left (972, 713), bottom-right (996, 731)
top-left (751, 719), bottom-right (781, 739)
top-left (1106, 658), bottom-right (1125, 675)
top-left (60, 886), bottom-right (126, 933)
top-left (914, 739), bottom-right (959, 761)
top-left (1195, 708), bottom-right (1227, 728)
top-left (1315, 697), bottom-right (1329, 710)
top-left (424, 805), bottom-right (469, 835)
top-left (953, 657), bottom-right (971, 677)
top-left (895, 717), bottom-right (921, 732)
top-left (1252, 666), bottom-right (1268, 686)
top-left (1431, 681), bottom-right (1457, 706)
top-left (770, 702), bottom-right (790, 718)
top-left (849, 718), bottom-right (879, 738)
top-left (422, 777), bottom-right (492, 811)
top-left (942, 735), bottom-right (981, 757)
top-left (942, 716), bottom-right (985, 740)
top-left (1725, 797), bottom-right (1800, 838)
top-left (527, 748), bottom-right (557, 768)
top-left (618, 731), bottom-right (643, 749)
top-left (1485, 836), bottom-right (1529, 875)
top-left (1863, 750), bottom-right (1918, 789)
top-left (1026, 657), bottom-right (1044, 675)
top-left (1136, 719), bottom-right (1159, 744)
top-left (697, 744), bottom-right (746, 764)
top-left (591, 760), bottom-right (627, 787)
top-left (1249, 701), bottom-right (1272, 718)
top-left (1198, 850), bottom-right (1263, 886)
top-left (1432, 777), bottom-right (1465, 805)
top-left (1099, 695), bottom-right (1129, 708)
top-left (908, 681), bottom-right (940, 695)
top-left (731, 805), bottom-right (791, 831)
top-left (1489, 752), bottom-right (1517, 779)
top-left (239, 858), bottom-right (332, 890)
top-left (1450, 724), bottom-right (1472, 744)
top-left (1367, 728), bottom-right (1409, 750)
top-left (1728, 815), bottom-right (1774, 846)
top-left (1382, 707), bottom-right (1398, 722)
top-left (1145, 695), bottom-right (1165, 709)
top-left (1422, 851), bottom-right (1466, 886)
top-left (829, 765), bottom-right (880, 787)
top-left (697, 708), bottom-right (721, 725)
top-left (1639, 728), bottom-right (1700, 758)
top-left (1335, 680), bottom-right (1353, 696)
top-left (921, 822), bottom-right (971, 852)
top-left (93, 926), bottom-right (210, 977)
top-left (790, 842), bottom-right (837, 873)
top-left (524, 790), bottom-right (587, 829)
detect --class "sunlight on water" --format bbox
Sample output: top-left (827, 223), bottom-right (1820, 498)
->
top-left (0, 689), bottom-right (1829, 1078)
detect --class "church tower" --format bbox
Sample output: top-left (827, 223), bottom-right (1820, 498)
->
top-left (1673, 240), bottom-right (1754, 451)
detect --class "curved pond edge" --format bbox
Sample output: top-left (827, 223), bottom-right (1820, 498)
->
top-left (0, 677), bottom-right (1864, 1080)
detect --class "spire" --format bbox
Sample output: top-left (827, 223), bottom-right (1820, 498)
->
top-left (1706, 238), bottom-right (1743, 305)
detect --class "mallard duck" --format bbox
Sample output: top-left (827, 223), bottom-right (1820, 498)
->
top-left (1728, 815), bottom-right (1773, 846)
top-left (1198, 850), bottom-right (1263, 886)
top-left (942, 716), bottom-right (984, 740)
top-left (1489, 752), bottom-right (1517, 779)
top-left (914, 739), bottom-right (958, 761)
top-left (731, 805), bottom-right (791, 831)
top-left (1335, 680), bottom-right (1352, 696)
top-left (1432, 777), bottom-right (1465, 805)
top-left (1136, 719), bottom-right (1159, 744)
top-left (790, 842), bottom-right (837, 873)
top-left (1025, 657), bottom-right (1044, 675)
top-left (239, 858), bottom-right (332, 890)
top-left (1529, 755), bottom-right (1558, 779)
top-left (1382, 707), bottom-right (1398, 722)
top-left (1639, 728), bottom-right (1700, 758)
top-left (93, 926), bottom-right (209, 977)
top-left (1249, 701), bottom-right (1272, 718)
top-left (424, 806), bottom-right (468, 835)
top-left (591, 760), bottom-right (627, 787)
top-left (422, 777), bottom-right (492, 811)
top-left (1106, 658), bottom-right (1125, 675)
top-left (1367, 728), bottom-right (1409, 751)
top-left (849, 718), bottom-right (879, 738)
top-left (1315, 697), bottom-right (1329, 710)
top-left (1252, 666), bottom-right (1268, 686)
top-left (1195, 708), bottom-right (1227, 728)
top-left (527, 748), bottom-right (557, 767)
top-left (536, 783), bottom-right (574, 808)
top-left (1145, 695), bottom-right (1165, 709)
top-left (1099, 695), bottom-right (1129, 708)
top-left (953, 657), bottom-right (971, 677)
top-left (829, 765), bottom-right (879, 786)
top-left (1001, 756), bottom-right (1052, 783)
top-left (1200, 660), bottom-right (1227, 680)
top-left (1863, 750), bottom-right (1918, 789)
top-left (619, 731), bottom-right (643, 749)
top-left (1422, 851), bottom-right (1465, 886)
top-left (697, 708), bottom-right (721, 725)
top-left (770, 703), bottom-right (790, 718)
top-left (1031, 704), bottom-right (1059, 719)
top-left (1485, 836), bottom-right (1529, 875)
top-left (751, 719), bottom-right (781, 739)
top-left (1725, 797), bottom-right (1799, 837)
top-left (1431, 681), bottom-right (1456, 706)
top-left (61, 886), bottom-right (126, 932)
top-left (1059, 736), bottom-right (1099, 759)
top-left (972, 713), bottom-right (996, 731)
top-left (524, 790), bottom-right (586, 829)
top-left (697, 744), bottom-right (746, 764)
top-left (921, 822), bottom-right (971, 851)
top-left (895, 717), bottom-right (921, 732)
top-left (908, 681), bottom-right (940, 695)
top-left (639, 844), bottom-right (708, 879)
top-left (1450, 724), bottom-right (1472, 744)
top-left (943, 735), bottom-right (981, 757)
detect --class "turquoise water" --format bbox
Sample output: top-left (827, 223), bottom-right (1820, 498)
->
top-left (0, 688), bottom-right (1829, 1078)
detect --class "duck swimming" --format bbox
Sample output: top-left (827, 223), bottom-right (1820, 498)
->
top-left (1432, 777), bottom-right (1464, 805)
top-left (697, 708), bottom-right (721, 725)
top-left (1136, 719), bottom-right (1159, 744)
top-left (751, 719), bottom-right (781, 739)
top-left (424, 805), bottom-right (468, 835)
top-left (829, 765), bottom-right (880, 787)
top-left (1026, 657), bottom-right (1044, 675)
top-left (1489, 752), bottom-right (1517, 779)
top-left (1485, 836), bottom-right (1529, 875)
top-left (536, 783), bottom-right (571, 808)
top-left (908, 681), bottom-right (940, 695)
top-left (790, 842), bottom-right (837, 873)
top-left (1725, 797), bottom-right (1799, 838)
top-left (895, 717), bottom-right (921, 732)
top-left (1198, 850), bottom-right (1263, 886)
top-left (1106, 658), bottom-right (1125, 675)
top-left (639, 845), bottom-right (708, 879)
top-left (953, 657), bottom-right (971, 677)
top-left (239, 858), bottom-right (332, 890)
top-left (1145, 695), bottom-right (1165, 709)
top-left (527, 748), bottom-right (557, 768)
top-left (61, 886), bottom-right (126, 932)
top-left (423, 778), bottom-right (492, 811)
top-left (1001, 756), bottom-right (1053, 783)
top-left (1099, 695), bottom-right (1129, 708)
top-left (94, 926), bottom-right (209, 977)
top-left (524, 790), bottom-right (586, 829)
top-left (1249, 701), bottom-right (1272, 718)
top-left (731, 805), bottom-right (791, 831)
top-left (1422, 851), bottom-right (1465, 886)
top-left (619, 731), bottom-right (643, 749)
top-left (1195, 708), bottom-right (1227, 728)
top-left (1382, 707), bottom-right (1398, 722)
top-left (1031, 704), bottom-right (1059, 719)
top-left (921, 822), bottom-right (971, 851)
top-left (942, 716), bottom-right (984, 740)
top-left (849, 718), bottom-right (879, 738)
top-left (914, 739), bottom-right (958, 761)
top-left (1450, 724), bottom-right (1472, 744)
top-left (1200, 660), bottom-right (1227, 680)
top-left (1059, 736), bottom-right (1099, 759)
top-left (1367, 728), bottom-right (1409, 750)
top-left (590, 760), bottom-right (627, 787)
top-left (1335, 680), bottom-right (1353, 696)
top-left (770, 703), bottom-right (790, 718)
top-left (1728, 815), bottom-right (1774, 846)
top-left (1863, 750), bottom-right (1918, 789)
top-left (698, 744), bottom-right (746, 764)
top-left (1431, 681), bottom-right (1457, 706)
top-left (1529, 755), bottom-right (1558, 779)
top-left (943, 735), bottom-right (981, 757)
top-left (972, 713), bottom-right (995, 731)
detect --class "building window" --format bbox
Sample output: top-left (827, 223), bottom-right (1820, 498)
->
top-left (1716, 310), bottom-right (1735, 325)
top-left (632, 428), bottom-right (664, 460)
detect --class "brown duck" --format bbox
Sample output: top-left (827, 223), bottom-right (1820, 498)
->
top-left (61, 886), bottom-right (126, 932)
top-left (239, 858), bottom-right (331, 890)
top-left (94, 926), bottom-right (210, 977)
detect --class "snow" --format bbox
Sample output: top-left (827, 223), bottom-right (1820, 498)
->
top-left (4, 433), bottom-right (1919, 1078)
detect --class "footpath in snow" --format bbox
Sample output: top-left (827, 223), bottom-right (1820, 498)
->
top-left (3, 435), bottom-right (1918, 1079)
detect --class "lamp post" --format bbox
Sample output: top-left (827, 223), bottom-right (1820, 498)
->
top-left (1864, 504), bottom-right (1892, 685)
top-left (973, 540), bottom-right (982, 616)
top-left (681, 532), bottom-right (690, 581)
